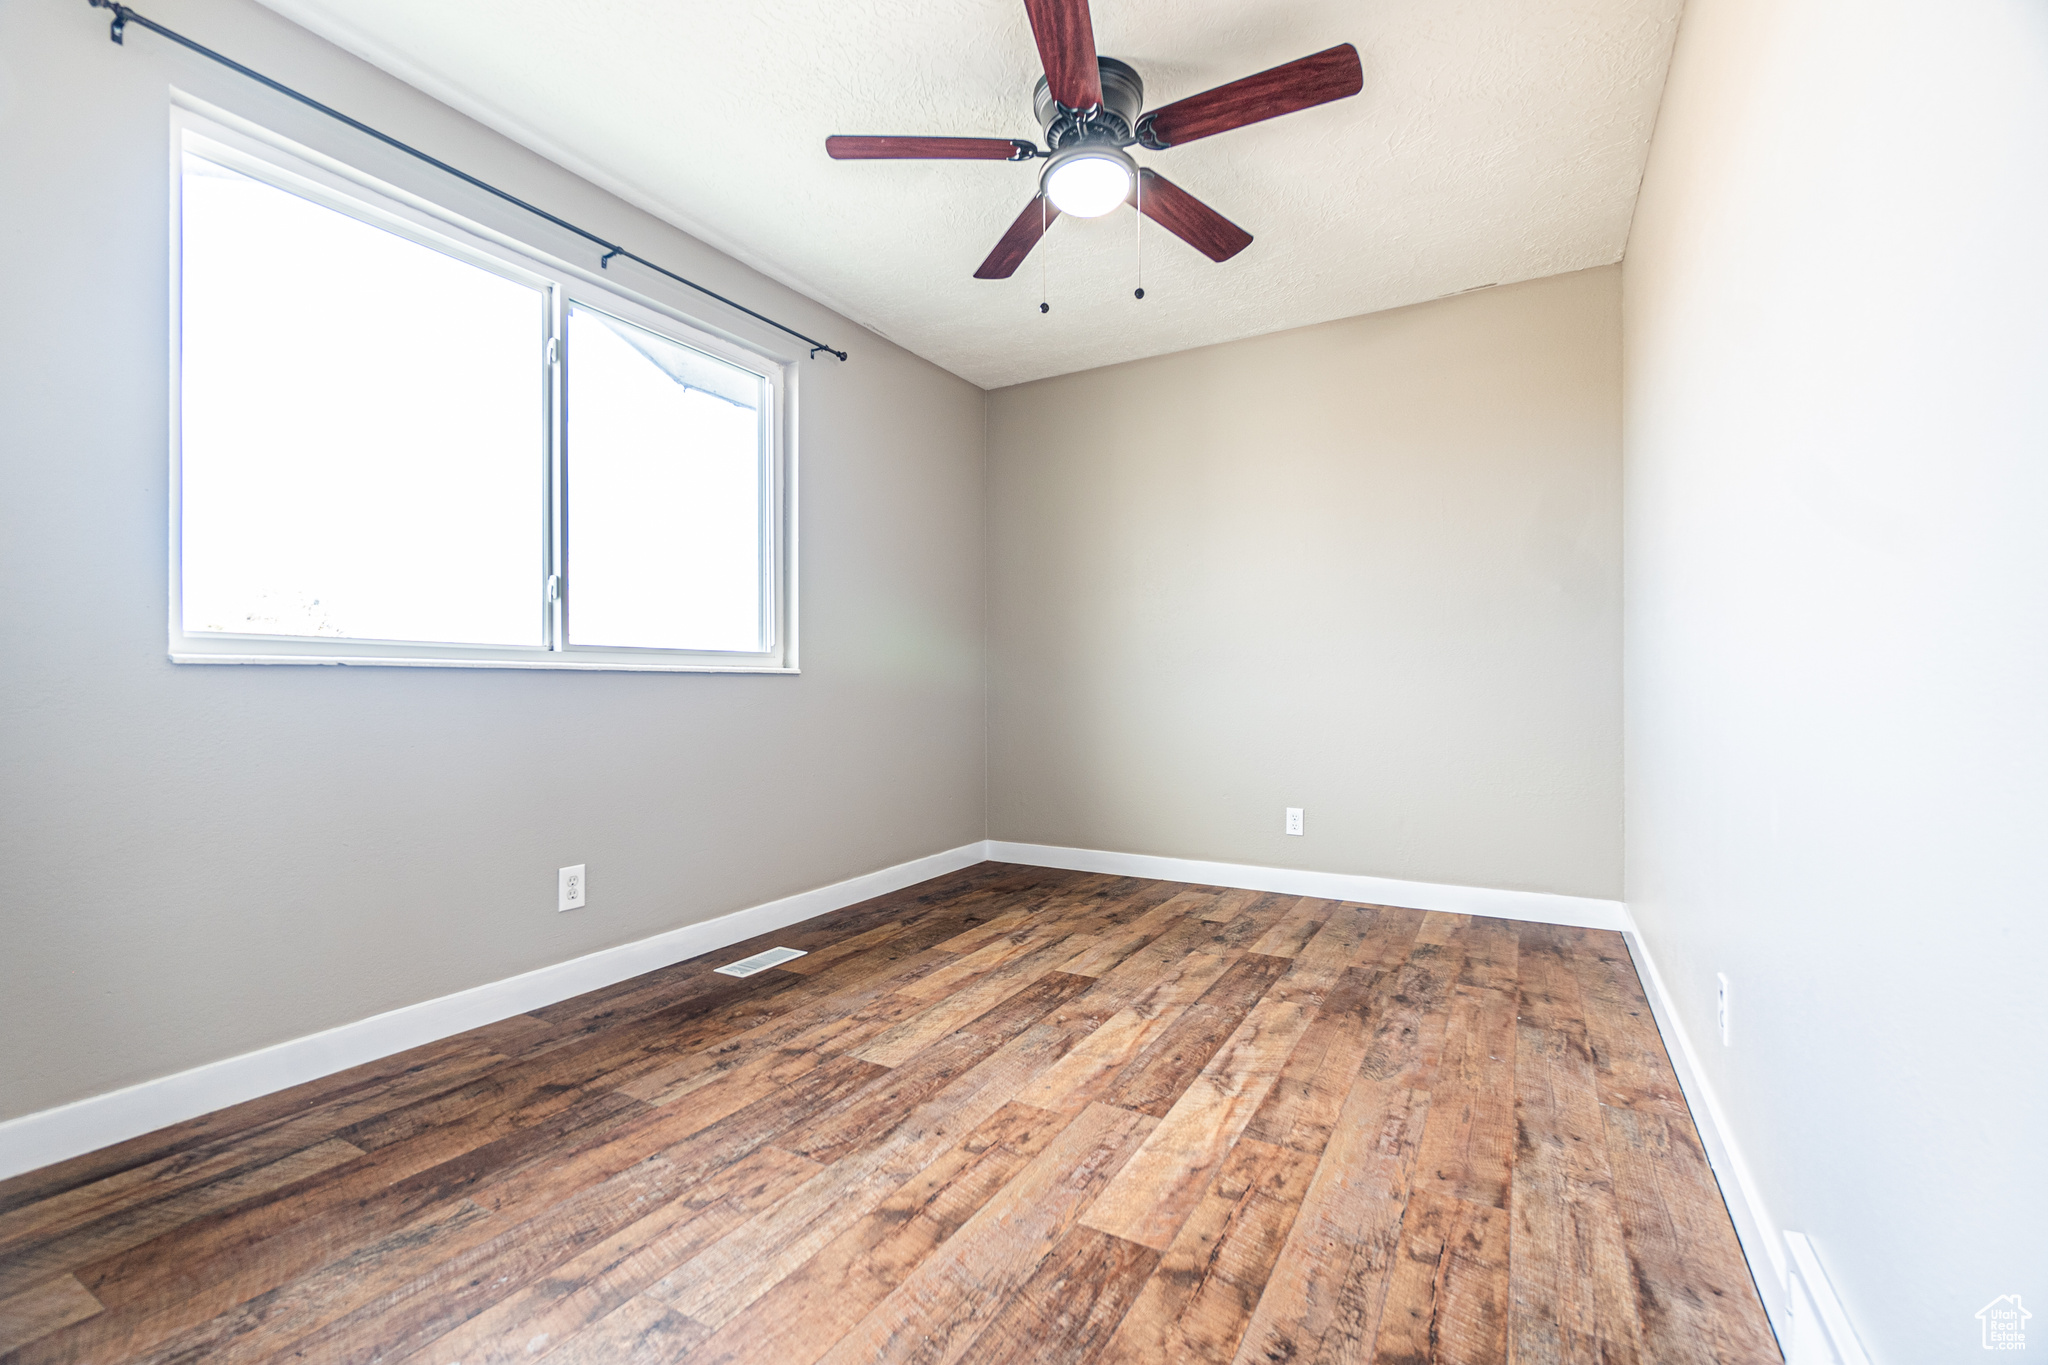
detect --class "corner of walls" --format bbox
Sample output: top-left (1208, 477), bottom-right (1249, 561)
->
top-left (980, 383), bottom-right (994, 845)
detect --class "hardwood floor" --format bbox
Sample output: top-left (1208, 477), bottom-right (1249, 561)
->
top-left (0, 863), bottom-right (1780, 1363)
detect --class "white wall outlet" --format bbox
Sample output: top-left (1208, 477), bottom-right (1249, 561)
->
top-left (558, 864), bottom-right (586, 912)
top-left (1716, 972), bottom-right (1731, 1045)
top-left (1284, 807), bottom-right (1304, 836)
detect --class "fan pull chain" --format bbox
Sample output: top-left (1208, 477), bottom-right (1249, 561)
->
top-left (1134, 172), bottom-right (1146, 300)
top-left (1039, 195), bottom-right (1050, 314)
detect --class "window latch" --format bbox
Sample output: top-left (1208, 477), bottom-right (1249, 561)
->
top-left (545, 336), bottom-right (560, 365)
top-left (546, 574), bottom-right (561, 602)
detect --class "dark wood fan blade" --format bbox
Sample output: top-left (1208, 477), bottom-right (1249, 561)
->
top-left (827, 136), bottom-right (1032, 160)
top-left (975, 195), bottom-right (1062, 278)
top-left (1139, 43), bottom-right (1363, 148)
top-left (1023, 0), bottom-right (1103, 110)
top-left (1131, 169), bottom-right (1252, 262)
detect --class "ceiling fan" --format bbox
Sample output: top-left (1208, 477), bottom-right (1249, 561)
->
top-left (825, 0), bottom-right (1363, 281)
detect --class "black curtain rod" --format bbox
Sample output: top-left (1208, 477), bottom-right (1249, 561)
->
top-left (87, 0), bottom-right (849, 361)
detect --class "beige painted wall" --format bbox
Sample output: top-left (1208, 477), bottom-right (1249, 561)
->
top-left (988, 268), bottom-right (1621, 898)
top-left (0, 0), bottom-right (985, 1122)
top-left (1623, 0), bottom-right (2048, 1355)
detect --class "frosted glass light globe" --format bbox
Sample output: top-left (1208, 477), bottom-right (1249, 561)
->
top-left (1044, 150), bottom-right (1134, 218)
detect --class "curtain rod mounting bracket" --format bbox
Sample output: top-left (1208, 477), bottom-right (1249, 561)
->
top-left (91, 0), bottom-right (129, 43)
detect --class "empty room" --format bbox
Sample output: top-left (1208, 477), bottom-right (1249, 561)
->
top-left (1, 0), bottom-right (2042, 1361)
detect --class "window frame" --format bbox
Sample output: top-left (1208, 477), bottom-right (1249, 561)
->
top-left (168, 107), bottom-right (797, 673)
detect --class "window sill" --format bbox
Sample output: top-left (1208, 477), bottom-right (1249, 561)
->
top-left (169, 652), bottom-right (799, 674)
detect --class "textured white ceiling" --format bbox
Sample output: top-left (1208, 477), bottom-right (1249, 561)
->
top-left (252, 0), bottom-right (1681, 388)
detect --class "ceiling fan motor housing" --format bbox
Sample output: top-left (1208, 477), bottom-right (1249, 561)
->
top-left (1035, 56), bottom-right (1145, 149)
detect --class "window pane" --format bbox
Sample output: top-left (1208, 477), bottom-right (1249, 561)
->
top-left (566, 305), bottom-right (767, 652)
top-left (180, 153), bottom-right (546, 646)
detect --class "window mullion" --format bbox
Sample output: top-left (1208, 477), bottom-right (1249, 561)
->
top-left (545, 284), bottom-right (567, 652)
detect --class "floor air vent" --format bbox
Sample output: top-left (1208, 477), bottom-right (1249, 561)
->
top-left (714, 946), bottom-right (808, 978)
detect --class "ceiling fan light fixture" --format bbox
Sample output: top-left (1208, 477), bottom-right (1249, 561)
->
top-left (1042, 144), bottom-right (1135, 218)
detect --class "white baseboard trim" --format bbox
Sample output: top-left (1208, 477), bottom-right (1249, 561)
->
top-left (1621, 919), bottom-right (1801, 1350)
top-left (984, 841), bottom-right (1629, 931)
top-left (0, 841), bottom-right (988, 1183)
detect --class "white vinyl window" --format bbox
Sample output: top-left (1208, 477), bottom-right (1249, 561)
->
top-left (170, 113), bottom-right (792, 671)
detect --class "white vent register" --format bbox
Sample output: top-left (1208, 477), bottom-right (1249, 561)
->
top-left (715, 946), bottom-right (808, 978)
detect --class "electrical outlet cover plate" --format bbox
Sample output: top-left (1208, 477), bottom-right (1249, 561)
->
top-left (1285, 807), bottom-right (1304, 836)
top-left (559, 864), bottom-right (587, 912)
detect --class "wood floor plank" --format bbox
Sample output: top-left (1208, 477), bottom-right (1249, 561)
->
top-left (1411, 980), bottom-right (1518, 1211)
top-left (1408, 919), bottom-right (1520, 1211)
top-left (335, 979), bottom-right (821, 1155)
top-left (1052, 887), bottom-right (1204, 978)
top-left (808, 1100), bottom-right (1155, 1365)
top-left (535, 1294), bottom-right (708, 1365)
top-left (925, 907), bottom-right (1038, 956)
top-left (0, 1138), bottom-right (366, 1301)
top-left (1099, 953), bottom-right (1292, 1118)
top-left (1096, 1135), bottom-right (1319, 1364)
top-left (1083, 990), bottom-right (1316, 1251)
top-left (646, 976), bottom-right (1105, 1331)
top-left (0, 1273), bottom-right (103, 1354)
top-left (1198, 888), bottom-right (1262, 924)
top-left (1567, 928), bottom-right (1693, 1119)
top-left (23, 1092), bottom-right (661, 1363)
top-left (1360, 921), bottom-right (1470, 1091)
top-left (0, 867), bottom-right (1778, 1365)
top-left (1240, 963), bottom-right (1377, 1154)
top-left (1248, 896), bottom-right (1336, 959)
top-left (952, 1224), bottom-right (1160, 1365)
top-left (681, 1101), bottom-right (1068, 1365)
top-left (256, 1102), bottom-right (832, 1365)
top-left (69, 1043), bottom-right (862, 1356)
top-left (789, 971), bottom-right (1097, 1165)
top-left (1255, 902), bottom-right (1425, 1080)
top-left (0, 1053), bottom-right (506, 1266)
top-left (81, 1199), bottom-right (500, 1365)
top-left (851, 935), bottom-right (1095, 1068)
top-left (1552, 939), bottom-right (1768, 1365)
top-left (1507, 924), bottom-right (1648, 1365)
top-left (382, 1143), bottom-right (820, 1365)
top-left (1229, 1076), bottom-right (1432, 1365)
top-left (1368, 1188), bottom-right (1512, 1364)
top-left (1008, 956), bottom-right (1235, 1116)
top-left (0, 1034), bottom-right (507, 1224)
top-left (612, 938), bottom-right (977, 1109)
top-left (655, 1072), bottom-right (1065, 1330)
top-left (616, 1033), bottom-right (841, 1126)
top-left (0, 1130), bottom-right (329, 1264)
top-left (774, 917), bottom-right (913, 975)
top-left (1287, 903), bottom-right (1381, 981)
top-left (69, 1087), bottom-right (649, 1323)
top-left (1599, 1104), bottom-right (1780, 1364)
